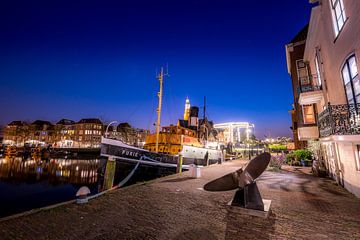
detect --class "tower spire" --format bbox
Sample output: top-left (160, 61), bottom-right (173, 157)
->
top-left (183, 97), bottom-right (190, 121)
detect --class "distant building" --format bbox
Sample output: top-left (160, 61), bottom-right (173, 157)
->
top-left (285, 25), bottom-right (311, 150)
top-left (2, 118), bottom-right (148, 149)
top-left (28, 120), bottom-right (55, 146)
top-left (75, 118), bottom-right (103, 148)
top-left (0, 126), bottom-right (3, 143)
top-left (54, 119), bottom-right (76, 148)
top-left (2, 121), bottom-right (28, 146)
top-left (287, 0), bottom-right (360, 197)
top-left (116, 122), bottom-right (149, 147)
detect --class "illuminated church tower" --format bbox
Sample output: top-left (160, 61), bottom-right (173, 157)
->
top-left (183, 97), bottom-right (190, 121)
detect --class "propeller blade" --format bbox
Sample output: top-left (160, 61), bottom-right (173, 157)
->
top-left (203, 152), bottom-right (271, 192)
top-left (242, 152), bottom-right (271, 181)
top-left (204, 169), bottom-right (242, 191)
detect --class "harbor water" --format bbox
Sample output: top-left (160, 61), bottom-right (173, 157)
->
top-left (0, 156), bottom-right (175, 218)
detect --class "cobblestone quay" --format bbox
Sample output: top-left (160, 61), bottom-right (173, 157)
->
top-left (1, 160), bottom-right (360, 240)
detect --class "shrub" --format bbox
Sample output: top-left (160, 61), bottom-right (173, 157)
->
top-left (293, 149), bottom-right (312, 161)
top-left (285, 149), bottom-right (313, 166)
top-left (285, 152), bottom-right (295, 164)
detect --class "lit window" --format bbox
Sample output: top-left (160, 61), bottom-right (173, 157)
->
top-left (342, 55), bottom-right (359, 105)
top-left (330, 0), bottom-right (346, 36)
top-left (302, 105), bottom-right (316, 124)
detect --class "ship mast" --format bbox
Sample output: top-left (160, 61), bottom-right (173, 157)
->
top-left (155, 67), bottom-right (164, 152)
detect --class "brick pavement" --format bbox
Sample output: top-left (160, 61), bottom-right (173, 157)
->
top-left (1, 160), bottom-right (359, 240)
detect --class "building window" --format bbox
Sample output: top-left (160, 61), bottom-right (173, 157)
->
top-left (330, 0), bottom-right (346, 36)
top-left (302, 104), bottom-right (316, 124)
top-left (356, 145), bottom-right (360, 171)
top-left (342, 55), bottom-right (360, 106)
top-left (296, 60), bottom-right (310, 86)
top-left (315, 50), bottom-right (322, 87)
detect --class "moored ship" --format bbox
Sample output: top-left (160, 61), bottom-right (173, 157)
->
top-left (100, 67), bottom-right (223, 169)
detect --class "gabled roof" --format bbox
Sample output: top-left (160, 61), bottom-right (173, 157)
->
top-left (31, 120), bottom-right (53, 126)
top-left (77, 118), bottom-right (103, 124)
top-left (56, 119), bottom-right (75, 125)
top-left (289, 24), bottom-right (309, 44)
top-left (8, 121), bottom-right (26, 126)
top-left (117, 122), bottom-right (132, 129)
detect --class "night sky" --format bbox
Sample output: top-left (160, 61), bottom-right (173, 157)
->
top-left (0, 0), bottom-right (313, 138)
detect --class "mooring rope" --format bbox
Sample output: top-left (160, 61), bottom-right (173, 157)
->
top-left (88, 161), bottom-right (141, 200)
top-left (117, 162), bottom-right (140, 187)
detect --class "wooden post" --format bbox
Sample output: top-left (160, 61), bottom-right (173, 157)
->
top-left (177, 154), bottom-right (183, 173)
top-left (103, 156), bottom-right (116, 190)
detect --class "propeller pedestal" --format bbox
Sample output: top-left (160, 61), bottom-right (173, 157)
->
top-left (204, 152), bottom-right (272, 217)
top-left (231, 181), bottom-right (264, 211)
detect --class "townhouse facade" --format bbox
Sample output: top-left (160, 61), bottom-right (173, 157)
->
top-left (54, 119), bottom-right (76, 148)
top-left (286, 25), bottom-right (313, 150)
top-left (2, 121), bottom-right (28, 147)
top-left (287, 0), bottom-right (360, 197)
top-left (2, 119), bottom-right (149, 149)
top-left (74, 118), bottom-right (104, 148)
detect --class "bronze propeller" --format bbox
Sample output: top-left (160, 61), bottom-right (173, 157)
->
top-left (204, 152), bottom-right (271, 191)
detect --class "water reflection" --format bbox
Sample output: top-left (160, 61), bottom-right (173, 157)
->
top-left (0, 156), bottom-right (107, 218)
top-left (0, 157), bottom-right (103, 185)
top-left (0, 155), bottom-right (174, 218)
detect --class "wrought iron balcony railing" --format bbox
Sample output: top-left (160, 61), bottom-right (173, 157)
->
top-left (318, 103), bottom-right (360, 138)
top-left (297, 75), bottom-right (322, 94)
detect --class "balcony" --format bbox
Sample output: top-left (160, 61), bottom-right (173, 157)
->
top-left (297, 124), bottom-right (319, 140)
top-left (318, 104), bottom-right (360, 138)
top-left (298, 76), bottom-right (324, 105)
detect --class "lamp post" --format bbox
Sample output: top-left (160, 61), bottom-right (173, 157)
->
top-left (105, 121), bottom-right (118, 138)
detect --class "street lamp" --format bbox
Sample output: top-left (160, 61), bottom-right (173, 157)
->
top-left (105, 121), bottom-right (118, 138)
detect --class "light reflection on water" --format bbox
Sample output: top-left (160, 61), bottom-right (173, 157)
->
top-left (0, 157), bottom-right (106, 218)
top-left (0, 156), bottom-right (175, 218)
top-left (0, 158), bottom-right (102, 185)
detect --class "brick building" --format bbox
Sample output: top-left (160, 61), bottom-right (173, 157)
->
top-left (286, 25), bottom-right (312, 150)
top-left (74, 118), bottom-right (103, 148)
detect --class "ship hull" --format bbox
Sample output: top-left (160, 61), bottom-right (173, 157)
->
top-left (100, 137), bottom-right (223, 169)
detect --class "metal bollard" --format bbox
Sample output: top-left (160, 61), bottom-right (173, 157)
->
top-left (76, 186), bottom-right (90, 204)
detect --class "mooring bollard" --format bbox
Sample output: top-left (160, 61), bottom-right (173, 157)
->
top-left (189, 164), bottom-right (201, 178)
top-left (76, 186), bottom-right (91, 204)
top-left (176, 154), bottom-right (183, 173)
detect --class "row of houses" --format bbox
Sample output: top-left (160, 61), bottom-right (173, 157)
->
top-left (2, 118), bottom-right (148, 148)
top-left (287, 0), bottom-right (360, 196)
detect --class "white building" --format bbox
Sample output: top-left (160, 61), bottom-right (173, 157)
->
top-left (293, 0), bottom-right (360, 197)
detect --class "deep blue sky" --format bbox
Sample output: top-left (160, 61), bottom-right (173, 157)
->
top-left (0, 0), bottom-right (313, 138)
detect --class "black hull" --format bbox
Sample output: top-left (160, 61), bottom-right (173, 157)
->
top-left (100, 138), bottom-right (221, 168)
